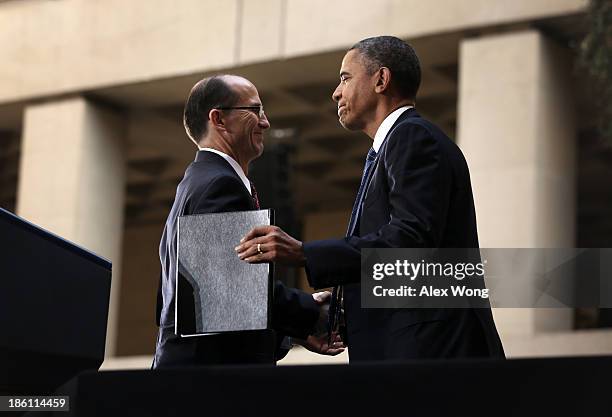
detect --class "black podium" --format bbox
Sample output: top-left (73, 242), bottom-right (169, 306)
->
top-left (0, 208), bottom-right (112, 395)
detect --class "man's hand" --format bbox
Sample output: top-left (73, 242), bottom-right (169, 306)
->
top-left (312, 291), bottom-right (331, 337)
top-left (235, 225), bottom-right (305, 266)
top-left (294, 332), bottom-right (345, 356)
top-left (312, 291), bottom-right (331, 304)
top-left (294, 291), bottom-right (345, 355)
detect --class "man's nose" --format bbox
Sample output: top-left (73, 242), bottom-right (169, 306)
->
top-left (259, 113), bottom-right (270, 129)
top-left (332, 84), bottom-right (342, 102)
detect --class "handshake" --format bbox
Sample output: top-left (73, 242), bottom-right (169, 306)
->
top-left (235, 226), bottom-right (345, 356)
top-left (292, 291), bottom-right (346, 356)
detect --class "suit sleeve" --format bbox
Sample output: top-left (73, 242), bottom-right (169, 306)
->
top-left (303, 123), bottom-right (452, 289)
top-left (272, 281), bottom-right (319, 339)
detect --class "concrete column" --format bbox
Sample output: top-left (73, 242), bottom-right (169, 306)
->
top-left (17, 97), bottom-right (126, 357)
top-left (457, 30), bottom-right (576, 338)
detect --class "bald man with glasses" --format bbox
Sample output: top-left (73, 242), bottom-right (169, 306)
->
top-left (153, 75), bottom-right (344, 368)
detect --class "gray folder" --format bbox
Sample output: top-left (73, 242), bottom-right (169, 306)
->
top-left (175, 209), bottom-right (273, 337)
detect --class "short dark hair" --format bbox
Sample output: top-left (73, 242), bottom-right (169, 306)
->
top-left (183, 75), bottom-right (239, 142)
top-left (349, 36), bottom-right (421, 100)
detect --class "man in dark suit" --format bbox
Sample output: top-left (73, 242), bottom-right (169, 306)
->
top-left (153, 75), bottom-right (343, 368)
top-left (236, 36), bottom-right (505, 362)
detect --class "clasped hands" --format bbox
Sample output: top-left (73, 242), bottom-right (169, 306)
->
top-left (297, 291), bottom-right (345, 356)
top-left (236, 226), bottom-right (345, 356)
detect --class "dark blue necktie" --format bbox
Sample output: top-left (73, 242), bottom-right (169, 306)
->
top-left (328, 147), bottom-right (377, 342)
top-left (347, 147), bottom-right (378, 237)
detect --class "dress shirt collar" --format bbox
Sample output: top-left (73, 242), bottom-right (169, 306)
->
top-left (372, 106), bottom-right (413, 153)
top-left (198, 147), bottom-right (251, 195)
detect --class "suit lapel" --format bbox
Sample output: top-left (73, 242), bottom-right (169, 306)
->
top-left (350, 109), bottom-right (419, 235)
top-left (193, 150), bottom-right (255, 209)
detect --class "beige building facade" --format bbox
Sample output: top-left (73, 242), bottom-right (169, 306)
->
top-left (1, 0), bottom-right (610, 368)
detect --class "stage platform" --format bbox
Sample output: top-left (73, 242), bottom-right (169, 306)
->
top-left (34, 355), bottom-right (612, 417)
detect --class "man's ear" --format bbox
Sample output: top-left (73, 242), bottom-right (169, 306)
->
top-left (374, 67), bottom-right (391, 94)
top-left (208, 108), bottom-right (226, 131)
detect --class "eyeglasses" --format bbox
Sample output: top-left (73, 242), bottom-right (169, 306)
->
top-left (216, 104), bottom-right (265, 119)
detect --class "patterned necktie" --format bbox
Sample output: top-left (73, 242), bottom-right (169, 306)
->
top-left (250, 181), bottom-right (260, 209)
top-left (329, 147), bottom-right (377, 342)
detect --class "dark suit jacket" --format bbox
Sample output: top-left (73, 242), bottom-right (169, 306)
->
top-left (153, 151), bottom-right (319, 368)
top-left (303, 109), bottom-right (505, 361)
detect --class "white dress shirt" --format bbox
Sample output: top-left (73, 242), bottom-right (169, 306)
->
top-left (372, 105), bottom-right (413, 153)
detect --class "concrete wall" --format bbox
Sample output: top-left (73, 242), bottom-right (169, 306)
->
top-left (0, 0), bottom-right (586, 104)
